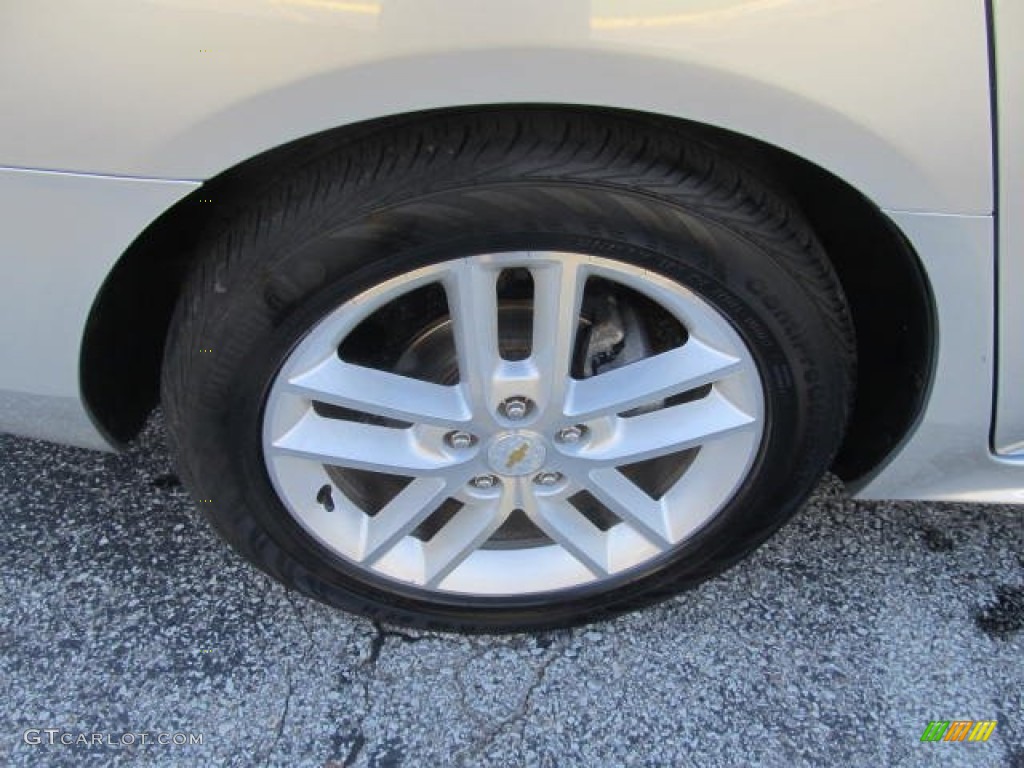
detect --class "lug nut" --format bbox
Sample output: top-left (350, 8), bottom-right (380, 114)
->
top-left (470, 475), bottom-right (499, 490)
top-left (534, 472), bottom-right (563, 486)
top-left (502, 396), bottom-right (531, 421)
top-left (555, 425), bottom-right (585, 444)
top-left (445, 431), bottom-right (475, 449)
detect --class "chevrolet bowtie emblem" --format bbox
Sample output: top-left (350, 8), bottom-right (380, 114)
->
top-left (506, 443), bottom-right (530, 469)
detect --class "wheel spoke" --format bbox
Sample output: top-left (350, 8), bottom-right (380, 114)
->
top-left (285, 357), bottom-right (471, 426)
top-left (445, 260), bottom-right (501, 414)
top-left (268, 410), bottom-right (452, 475)
top-left (423, 495), bottom-right (511, 588)
top-left (564, 340), bottom-right (741, 421)
top-left (522, 493), bottom-right (609, 577)
top-left (529, 257), bottom-right (588, 410)
top-left (361, 477), bottom-right (450, 564)
top-left (581, 389), bottom-right (757, 466)
top-left (585, 467), bottom-right (673, 548)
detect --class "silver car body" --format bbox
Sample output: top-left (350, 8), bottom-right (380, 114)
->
top-left (1, 0), bottom-right (1021, 502)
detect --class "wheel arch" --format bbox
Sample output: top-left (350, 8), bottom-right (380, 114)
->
top-left (80, 105), bottom-right (934, 481)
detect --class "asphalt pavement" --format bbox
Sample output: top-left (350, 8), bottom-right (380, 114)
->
top-left (1, 416), bottom-right (1021, 768)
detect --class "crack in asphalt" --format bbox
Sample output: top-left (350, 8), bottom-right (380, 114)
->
top-left (452, 648), bottom-right (495, 726)
top-left (364, 620), bottom-right (432, 667)
top-left (285, 590), bottom-right (317, 655)
top-left (262, 591), bottom-right (315, 767)
top-left (263, 660), bottom-right (293, 768)
top-left (334, 620), bottom-right (437, 767)
top-left (453, 633), bottom-right (571, 767)
top-left (342, 681), bottom-right (371, 768)
top-left (340, 729), bottom-right (367, 767)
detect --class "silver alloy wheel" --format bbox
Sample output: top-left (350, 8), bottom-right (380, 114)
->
top-left (262, 251), bottom-right (764, 596)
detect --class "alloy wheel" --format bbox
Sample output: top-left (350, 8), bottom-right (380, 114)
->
top-left (261, 251), bottom-right (764, 597)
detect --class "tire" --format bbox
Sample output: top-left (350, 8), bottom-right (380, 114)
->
top-left (162, 109), bottom-right (854, 633)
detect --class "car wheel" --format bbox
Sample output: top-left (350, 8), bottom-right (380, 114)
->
top-left (162, 110), bottom-right (854, 632)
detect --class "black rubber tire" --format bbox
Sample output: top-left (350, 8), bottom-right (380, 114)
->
top-left (162, 108), bottom-right (855, 633)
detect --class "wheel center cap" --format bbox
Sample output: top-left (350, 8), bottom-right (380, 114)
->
top-left (487, 433), bottom-right (547, 477)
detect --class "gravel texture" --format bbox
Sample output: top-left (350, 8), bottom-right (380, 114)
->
top-left (1, 416), bottom-right (1021, 768)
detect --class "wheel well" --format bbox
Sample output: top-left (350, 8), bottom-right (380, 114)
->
top-left (81, 105), bottom-right (934, 480)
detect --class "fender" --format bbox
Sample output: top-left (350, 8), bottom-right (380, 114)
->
top-left (1, 0), bottom-right (990, 213)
